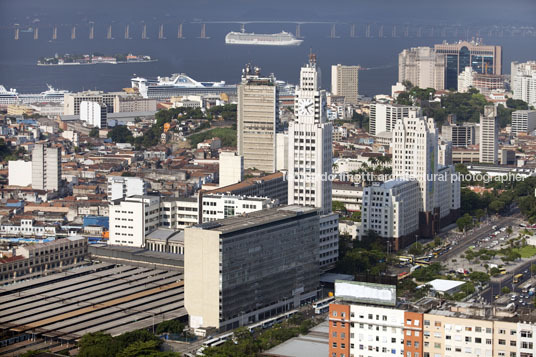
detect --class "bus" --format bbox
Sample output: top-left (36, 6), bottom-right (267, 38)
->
top-left (397, 271), bottom-right (411, 281)
top-left (313, 296), bottom-right (335, 314)
top-left (499, 268), bottom-right (507, 275)
top-left (513, 273), bottom-right (524, 284)
top-left (398, 256), bottom-right (414, 264)
top-left (415, 259), bottom-right (431, 266)
top-left (520, 281), bottom-right (533, 294)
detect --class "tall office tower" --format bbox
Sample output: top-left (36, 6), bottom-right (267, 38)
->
top-left (184, 206), bottom-right (320, 330)
top-left (237, 64), bottom-right (278, 172)
top-left (331, 64), bottom-right (359, 105)
top-left (479, 105), bottom-right (498, 165)
top-left (289, 54), bottom-right (332, 214)
top-left (289, 54), bottom-right (338, 268)
top-left (369, 102), bottom-right (420, 136)
top-left (398, 47), bottom-right (446, 90)
top-left (80, 101), bottom-right (107, 128)
top-left (434, 41), bottom-right (502, 90)
top-left (31, 144), bottom-right (61, 191)
top-left (511, 110), bottom-right (536, 136)
top-left (511, 61), bottom-right (536, 108)
top-left (392, 109), bottom-right (438, 214)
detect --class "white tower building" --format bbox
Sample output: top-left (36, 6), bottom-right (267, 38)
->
top-left (479, 105), bottom-right (498, 165)
top-left (288, 54), bottom-right (338, 268)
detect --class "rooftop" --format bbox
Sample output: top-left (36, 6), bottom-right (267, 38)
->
top-left (195, 205), bottom-right (317, 234)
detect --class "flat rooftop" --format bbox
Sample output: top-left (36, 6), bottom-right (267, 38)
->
top-left (195, 205), bottom-right (317, 234)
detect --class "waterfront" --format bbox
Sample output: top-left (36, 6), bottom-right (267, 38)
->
top-left (1, 23), bottom-right (535, 96)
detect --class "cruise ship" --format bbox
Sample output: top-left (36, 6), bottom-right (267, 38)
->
top-left (131, 73), bottom-right (236, 99)
top-left (0, 85), bottom-right (69, 107)
top-left (225, 31), bottom-right (303, 46)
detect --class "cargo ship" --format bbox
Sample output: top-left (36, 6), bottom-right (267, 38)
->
top-left (225, 31), bottom-right (302, 46)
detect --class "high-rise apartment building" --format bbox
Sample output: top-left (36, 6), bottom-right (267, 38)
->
top-left (434, 41), bottom-right (502, 90)
top-left (511, 61), bottom-right (536, 108)
top-left (479, 105), bottom-right (498, 164)
top-left (80, 101), bottom-right (107, 128)
top-left (31, 144), bottom-right (61, 191)
top-left (184, 205), bottom-right (320, 331)
top-left (289, 54), bottom-right (339, 268)
top-left (398, 47), bottom-right (446, 90)
top-left (369, 102), bottom-right (419, 136)
top-left (331, 64), bottom-right (359, 105)
top-left (511, 110), bottom-right (536, 135)
top-left (237, 64), bottom-right (278, 172)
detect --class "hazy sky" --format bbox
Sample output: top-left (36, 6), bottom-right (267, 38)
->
top-left (1, 0), bottom-right (535, 26)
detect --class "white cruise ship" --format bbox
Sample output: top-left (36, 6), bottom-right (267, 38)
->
top-left (225, 31), bottom-right (303, 46)
top-left (0, 85), bottom-right (68, 107)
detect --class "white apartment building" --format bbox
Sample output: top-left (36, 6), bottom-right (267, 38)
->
top-left (8, 160), bottom-right (32, 187)
top-left (237, 64), bottom-right (279, 173)
top-left (370, 102), bottom-right (419, 136)
top-left (109, 195), bottom-right (160, 247)
top-left (0, 219), bottom-right (56, 237)
top-left (275, 132), bottom-right (289, 171)
top-left (511, 61), bottom-right (536, 108)
top-left (479, 105), bottom-right (498, 165)
top-left (331, 64), bottom-right (360, 105)
top-left (359, 179), bottom-right (420, 250)
top-left (332, 183), bottom-right (363, 212)
top-left (31, 144), bottom-right (61, 191)
top-left (201, 194), bottom-right (277, 222)
top-left (438, 140), bottom-right (453, 166)
top-left (219, 151), bottom-right (243, 187)
top-left (511, 110), bottom-right (536, 135)
top-left (80, 101), bottom-right (107, 128)
top-left (107, 176), bottom-right (147, 201)
top-left (398, 47), bottom-right (446, 90)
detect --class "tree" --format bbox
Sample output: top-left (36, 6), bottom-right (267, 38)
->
top-left (89, 127), bottom-right (99, 138)
top-left (108, 125), bottom-right (133, 143)
top-left (501, 287), bottom-right (511, 294)
top-left (456, 214), bottom-right (473, 232)
top-left (156, 320), bottom-right (184, 335)
top-left (408, 242), bottom-right (424, 256)
top-left (78, 332), bottom-right (119, 357)
top-left (332, 201), bottom-right (346, 212)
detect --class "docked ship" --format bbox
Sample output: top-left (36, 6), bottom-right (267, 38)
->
top-left (0, 85), bottom-right (69, 107)
top-left (131, 73), bottom-right (236, 99)
top-left (225, 31), bottom-right (303, 46)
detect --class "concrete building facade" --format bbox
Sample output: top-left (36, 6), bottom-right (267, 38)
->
top-left (107, 176), bottom-right (147, 201)
top-left (184, 206), bottom-right (320, 331)
top-left (479, 105), bottom-right (499, 165)
top-left (370, 103), bottom-right (419, 136)
top-left (80, 101), bottom-right (107, 128)
top-left (331, 64), bottom-right (360, 105)
top-left (31, 144), bottom-right (61, 191)
top-left (219, 151), bottom-right (244, 187)
top-left (398, 47), bottom-right (446, 90)
top-left (511, 61), bottom-right (536, 109)
top-left (237, 64), bottom-right (279, 173)
top-left (511, 110), bottom-right (536, 136)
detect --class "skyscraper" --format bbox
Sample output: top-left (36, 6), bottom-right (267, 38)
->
top-left (392, 109), bottom-right (438, 214)
top-left (289, 54), bottom-right (332, 215)
top-left (398, 47), bottom-right (446, 90)
top-left (434, 41), bottom-right (502, 90)
top-left (331, 64), bottom-right (359, 105)
top-left (31, 144), bottom-right (61, 191)
top-left (288, 54), bottom-right (339, 268)
top-left (237, 64), bottom-right (278, 173)
top-left (479, 105), bottom-right (498, 164)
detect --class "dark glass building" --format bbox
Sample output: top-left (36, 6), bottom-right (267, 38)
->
top-left (435, 41), bottom-right (502, 90)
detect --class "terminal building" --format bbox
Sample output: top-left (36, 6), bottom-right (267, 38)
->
top-left (184, 205), bottom-right (320, 331)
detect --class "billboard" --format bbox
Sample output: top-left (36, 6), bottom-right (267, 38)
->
top-left (335, 280), bottom-right (396, 306)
